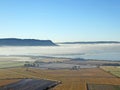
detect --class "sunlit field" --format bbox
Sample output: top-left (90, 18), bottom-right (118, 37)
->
top-left (101, 66), bottom-right (120, 77)
top-left (0, 67), bottom-right (120, 90)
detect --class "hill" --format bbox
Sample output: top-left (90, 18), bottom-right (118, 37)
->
top-left (0, 38), bottom-right (57, 46)
top-left (58, 41), bottom-right (120, 44)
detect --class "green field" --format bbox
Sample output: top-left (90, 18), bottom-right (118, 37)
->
top-left (0, 61), bottom-right (25, 68)
top-left (0, 56), bottom-right (29, 68)
top-left (101, 66), bottom-right (120, 77)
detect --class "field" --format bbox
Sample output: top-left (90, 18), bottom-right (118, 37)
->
top-left (0, 61), bottom-right (25, 68)
top-left (0, 67), bottom-right (120, 90)
top-left (0, 56), bottom-right (28, 68)
top-left (0, 79), bottom-right (58, 90)
top-left (101, 66), bottom-right (120, 77)
top-left (87, 84), bottom-right (120, 90)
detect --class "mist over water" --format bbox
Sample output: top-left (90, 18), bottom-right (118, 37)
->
top-left (0, 44), bottom-right (120, 61)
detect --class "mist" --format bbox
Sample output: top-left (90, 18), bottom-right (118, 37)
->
top-left (0, 44), bottom-right (120, 60)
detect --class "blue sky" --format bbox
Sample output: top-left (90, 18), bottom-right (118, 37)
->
top-left (0, 0), bottom-right (120, 42)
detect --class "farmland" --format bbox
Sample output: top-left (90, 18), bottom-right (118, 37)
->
top-left (0, 56), bottom-right (27, 68)
top-left (0, 67), bottom-right (120, 90)
top-left (0, 61), bottom-right (25, 68)
top-left (87, 84), bottom-right (120, 90)
top-left (101, 66), bottom-right (120, 77)
top-left (0, 79), bottom-right (59, 90)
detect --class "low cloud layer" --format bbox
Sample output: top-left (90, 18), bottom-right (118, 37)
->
top-left (0, 44), bottom-right (120, 60)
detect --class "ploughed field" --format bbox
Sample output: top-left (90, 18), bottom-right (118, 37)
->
top-left (0, 68), bottom-right (120, 90)
top-left (87, 84), bottom-right (120, 90)
top-left (0, 79), bottom-right (58, 90)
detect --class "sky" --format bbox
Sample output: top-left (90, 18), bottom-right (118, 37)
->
top-left (0, 0), bottom-right (120, 42)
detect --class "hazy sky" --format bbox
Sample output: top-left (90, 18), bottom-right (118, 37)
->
top-left (0, 0), bottom-right (120, 42)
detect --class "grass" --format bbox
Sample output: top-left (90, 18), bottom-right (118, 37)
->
top-left (0, 56), bottom-right (26, 68)
top-left (100, 66), bottom-right (120, 77)
top-left (0, 61), bottom-right (25, 68)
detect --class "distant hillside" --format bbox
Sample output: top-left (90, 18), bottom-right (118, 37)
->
top-left (58, 41), bottom-right (120, 44)
top-left (0, 38), bottom-right (57, 46)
